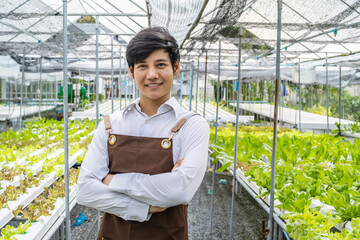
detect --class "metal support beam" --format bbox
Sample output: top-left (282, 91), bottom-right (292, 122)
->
top-left (326, 53), bottom-right (329, 133)
top-left (268, 1), bottom-right (282, 239)
top-left (96, 16), bottom-right (100, 125)
top-left (210, 38), bottom-right (221, 235)
top-left (125, 64), bottom-right (128, 106)
top-left (195, 57), bottom-right (200, 113)
top-left (38, 57), bottom-right (42, 118)
top-left (19, 51), bottom-right (25, 129)
top-left (180, 72), bottom-right (184, 107)
top-left (298, 59), bottom-right (302, 132)
top-left (203, 51), bottom-right (208, 118)
top-left (95, 15), bottom-right (101, 232)
top-left (230, 27), bottom-right (242, 240)
top-left (119, 45), bottom-right (122, 110)
top-left (129, 0), bottom-right (147, 13)
top-left (0, 12), bottom-right (148, 17)
top-left (189, 62), bottom-right (193, 111)
top-left (0, 31), bottom-right (135, 36)
top-left (339, 66), bottom-right (342, 135)
top-left (62, 1), bottom-right (71, 240)
top-left (111, 37), bottom-right (114, 113)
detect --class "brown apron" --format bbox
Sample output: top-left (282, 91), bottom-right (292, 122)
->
top-left (97, 115), bottom-right (191, 240)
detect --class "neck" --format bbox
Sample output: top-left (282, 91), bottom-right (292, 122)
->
top-left (139, 95), bottom-right (170, 117)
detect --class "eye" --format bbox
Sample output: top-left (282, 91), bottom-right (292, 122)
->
top-left (158, 63), bottom-right (167, 67)
top-left (136, 64), bottom-right (146, 69)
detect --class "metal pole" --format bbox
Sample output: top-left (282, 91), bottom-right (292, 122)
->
top-left (25, 77), bottom-right (28, 117)
top-left (38, 57), bottom-right (42, 118)
top-left (8, 78), bottom-right (10, 116)
top-left (62, 1), bottom-right (71, 240)
top-left (260, 81), bottom-right (263, 123)
top-left (295, 83), bottom-right (297, 127)
top-left (195, 57), bottom-right (200, 113)
top-left (87, 76), bottom-right (90, 100)
top-left (203, 50), bottom-right (208, 118)
top-left (298, 59), bottom-right (301, 132)
top-left (210, 38), bottom-right (221, 235)
top-left (111, 37), bottom-right (114, 113)
top-left (227, 80), bottom-right (229, 110)
top-left (268, 1), bottom-right (282, 239)
top-left (189, 62), bottom-right (193, 111)
top-left (339, 66), bottom-right (341, 134)
top-left (19, 51), bottom-right (25, 129)
top-left (311, 84), bottom-right (313, 113)
top-left (125, 67), bottom-right (128, 107)
top-left (60, 222), bottom-right (64, 240)
top-left (248, 83), bottom-right (251, 121)
top-left (95, 15), bottom-right (101, 232)
top-left (326, 53), bottom-right (329, 133)
top-left (230, 27), bottom-right (242, 240)
top-left (263, 81), bottom-right (266, 120)
top-left (233, 80), bottom-right (235, 112)
top-left (95, 16), bottom-right (100, 126)
top-left (180, 72), bottom-right (184, 107)
top-left (55, 76), bottom-right (58, 106)
top-left (133, 77), bottom-right (135, 101)
top-left (119, 45), bottom-right (122, 110)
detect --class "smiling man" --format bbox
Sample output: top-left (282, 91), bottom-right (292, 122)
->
top-left (76, 27), bottom-right (210, 240)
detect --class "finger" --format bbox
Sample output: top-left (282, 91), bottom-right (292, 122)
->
top-left (171, 163), bottom-right (179, 172)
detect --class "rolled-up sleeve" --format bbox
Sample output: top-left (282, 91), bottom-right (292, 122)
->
top-left (76, 120), bottom-right (151, 222)
top-left (108, 117), bottom-right (210, 207)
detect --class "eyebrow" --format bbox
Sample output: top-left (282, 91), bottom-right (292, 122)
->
top-left (155, 59), bottom-right (169, 62)
top-left (135, 59), bottom-right (169, 64)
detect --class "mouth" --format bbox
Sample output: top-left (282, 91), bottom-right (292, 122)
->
top-left (145, 83), bottom-right (163, 88)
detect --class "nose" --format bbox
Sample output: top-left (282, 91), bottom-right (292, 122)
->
top-left (146, 66), bottom-right (159, 80)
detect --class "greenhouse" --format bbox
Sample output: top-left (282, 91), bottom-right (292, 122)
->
top-left (1, 0), bottom-right (360, 239)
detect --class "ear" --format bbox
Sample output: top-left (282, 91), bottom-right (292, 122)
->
top-left (173, 60), bottom-right (180, 77)
top-left (128, 67), bottom-right (134, 79)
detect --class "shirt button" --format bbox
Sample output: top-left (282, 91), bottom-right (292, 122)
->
top-left (145, 120), bottom-right (150, 124)
top-left (136, 217), bottom-right (140, 221)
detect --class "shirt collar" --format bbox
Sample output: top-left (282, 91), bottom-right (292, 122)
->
top-left (161, 97), bottom-right (180, 119)
top-left (122, 97), bottom-right (181, 119)
top-left (122, 98), bottom-right (140, 117)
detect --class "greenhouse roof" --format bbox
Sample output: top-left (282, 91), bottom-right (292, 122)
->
top-left (183, 0), bottom-right (360, 64)
top-left (1, 0), bottom-right (360, 75)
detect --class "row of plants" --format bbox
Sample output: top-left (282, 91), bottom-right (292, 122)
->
top-left (210, 78), bottom-right (360, 123)
top-left (209, 125), bottom-right (360, 239)
top-left (0, 118), bottom-right (96, 163)
top-left (0, 168), bottom-right (80, 240)
top-left (0, 118), bottom-right (95, 239)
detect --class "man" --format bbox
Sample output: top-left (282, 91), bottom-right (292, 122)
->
top-left (76, 27), bottom-right (209, 240)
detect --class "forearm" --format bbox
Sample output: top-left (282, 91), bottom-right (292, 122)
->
top-left (76, 167), bottom-right (150, 222)
top-left (108, 148), bottom-right (208, 207)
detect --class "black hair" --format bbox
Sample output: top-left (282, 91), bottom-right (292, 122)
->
top-left (126, 27), bottom-right (180, 72)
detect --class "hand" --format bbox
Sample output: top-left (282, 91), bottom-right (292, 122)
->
top-left (102, 174), bottom-right (114, 186)
top-left (171, 158), bottom-right (184, 172)
top-left (149, 205), bottom-right (167, 213)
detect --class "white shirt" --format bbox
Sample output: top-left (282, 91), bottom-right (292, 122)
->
top-left (76, 97), bottom-right (210, 222)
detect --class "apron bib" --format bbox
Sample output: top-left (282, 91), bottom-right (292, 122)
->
top-left (97, 115), bottom-right (191, 240)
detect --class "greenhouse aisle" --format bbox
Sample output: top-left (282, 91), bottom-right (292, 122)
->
top-left (233, 103), bottom-right (354, 130)
top-left (71, 100), bottom-right (238, 123)
top-left (0, 105), bottom-right (55, 121)
top-left (65, 171), bottom-right (268, 240)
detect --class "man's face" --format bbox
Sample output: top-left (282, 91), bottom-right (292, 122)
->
top-left (129, 48), bottom-right (180, 104)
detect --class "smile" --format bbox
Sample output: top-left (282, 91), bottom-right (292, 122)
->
top-left (145, 83), bottom-right (163, 88)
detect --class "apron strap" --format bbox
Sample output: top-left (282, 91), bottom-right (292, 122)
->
top-left (170, 113), bottom-right (199, 134)
top-left (171, 118), bottom-right (187, 133)
top-left (104, 115), bottom-right (112, 133)
top-left (105, 113), bottom-right (198, 135)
